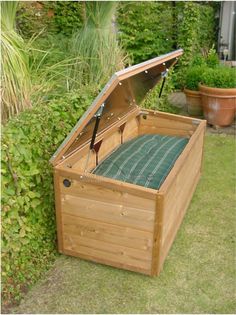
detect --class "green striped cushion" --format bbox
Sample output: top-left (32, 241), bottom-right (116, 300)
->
top-left (93, 134), bottom-right (188, 190)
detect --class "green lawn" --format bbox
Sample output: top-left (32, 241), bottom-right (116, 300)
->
top-left (12, 133), bottom-right (236, 314)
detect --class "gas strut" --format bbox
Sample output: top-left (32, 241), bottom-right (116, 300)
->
top-left (159, 69), bottom-right (169, 98)
top-left (84, 103), bottom-right (105, 172)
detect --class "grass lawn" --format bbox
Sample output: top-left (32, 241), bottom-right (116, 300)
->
top-left (12, 133), bottom-right (236, 314)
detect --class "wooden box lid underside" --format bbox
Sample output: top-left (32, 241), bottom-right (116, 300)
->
top-left (50, 49), bottom-right (183, 166)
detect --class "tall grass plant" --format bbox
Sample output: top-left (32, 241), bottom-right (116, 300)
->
top-left (70, 1), bottom-right (126, 88)
top-left (1, 1), bottom-right (31, 123)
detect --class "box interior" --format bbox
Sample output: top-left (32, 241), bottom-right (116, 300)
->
top-left (57, 110), bottom-right (200, 190)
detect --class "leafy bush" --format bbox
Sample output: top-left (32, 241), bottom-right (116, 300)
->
top-left (16, 1), bottom-right (57, 38)
top-left (201, 66), bottom-right (236, 88)
top-left (1, 85), bottom-right (97, 305)
top-left (184, 66), bottom-right (206, 91)
top-left (16, 1), bottom-right (83, 38)
top-left (117, 2), bottom-right (174, 64)
top-left (52, 1), bottom-right (83, 36)
top-left (172, 2), bottom-right (219, 89)
top-left (184, 48), bottom-right (220, 90)
top-left (205, 47), bottom-right (219, 68)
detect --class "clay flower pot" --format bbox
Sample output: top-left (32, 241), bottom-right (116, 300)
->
top-left (184, 88), bottom-right (203, 117)
top-left (199, 84), bottom-right (236, 127)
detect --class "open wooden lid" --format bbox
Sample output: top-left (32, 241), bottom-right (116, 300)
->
top-left (50, 49), bottom-right (183, 166)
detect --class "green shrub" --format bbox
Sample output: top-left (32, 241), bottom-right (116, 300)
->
top-left (205, 47), bottom-right (219, 68)
top-left (184, 66), bottom-right (206, 91)
top-left (117, 2), bottom-right (174, 64)
top-left (52, 1), bottom-right (83, 36)
top-left (201, 66), bottom-right (236, 88)
top-left (16, 1), bottom-right (83, 38)
top-left (16, 1), bottom-right (56, 38)
top-left (1, 85), bottom-right (97, 305)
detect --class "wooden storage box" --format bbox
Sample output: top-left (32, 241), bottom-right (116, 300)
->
top-left (50, 50), bottom-right (206, 276)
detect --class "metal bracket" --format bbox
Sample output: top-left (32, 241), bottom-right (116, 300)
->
top-left (159, 69), bottom-right (169, 98)
top-left (84, 103), bottom-right (105, 172)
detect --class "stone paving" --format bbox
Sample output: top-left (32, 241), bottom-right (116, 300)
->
top-left (169, 92), bottom-right (236, 136)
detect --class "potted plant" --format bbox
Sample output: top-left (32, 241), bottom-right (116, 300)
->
top-left (199, 66), bottom-right (236, 127)
top-left (184, 65), bottom-right (205, 116)
top-left (183, 49), bottom-right (219, 117)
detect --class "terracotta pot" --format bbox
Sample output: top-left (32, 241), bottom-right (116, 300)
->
top-left (184, 88), bottom-right (203, 117)
top-left (199, 84), bottom-right (236, 127)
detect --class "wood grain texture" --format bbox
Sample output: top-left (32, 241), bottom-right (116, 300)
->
top-left (62, 248), bottom-right (152, 275)
top-left (123, 117), bottom-right (139, 142)
top-left (59, 180), bottom-right (155, 210)
top-left (63, 233), bottom-right (152, 269)
top-left (53, 170), bottom-right (64, 252)
top-left (57, 167), bottom-right (157, 200)
top-left (139, 125), bottom-right (193, 137)
top-left (58, 173), bottom-right (155, 274)
top-left (61, 194), bottom-right (155, 231)
top-left (62, 214), bottom-right (153, 251)
top-left (157, 121), bottom-right (205, 271)
top-left (151, 193), bottom-right (164, 275)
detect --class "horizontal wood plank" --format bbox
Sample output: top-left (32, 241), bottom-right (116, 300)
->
top-left (62, 214), bottom-right (153, 251)
top-left (62, 248), bottom-right (152, 275)
top-left (139, 125), bottom-right (193, 137)
top-left (56, 167), bottom-right (158, 199)
top-left (64, 232), bottom-right (152, 261)
top-left (61, 194), bottom-right (155, 231)
top-left (139, 115), bottom-right (195, 130)
top-left (59, 180), bottom-right (155, 211)
top-left (63, 234), bottom-right (152, 270)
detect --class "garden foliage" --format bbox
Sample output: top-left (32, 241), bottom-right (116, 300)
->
top-left (117, 2), bottom-right (174, 64)
top-left (1, 86), bottom-right (97, 303)
top-left (1, 1), bottom-right (31, 123)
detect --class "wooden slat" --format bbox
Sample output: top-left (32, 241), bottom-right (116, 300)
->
top-left (160, 171), bottom-right (201, 268)
top-left (63, 234), bottom-right (151, 270)
top-left (139, 115), bottom-right (195, 131)
top-left (117, 50), bottom-right (182, 80)
top-left (96, 130), bottom-right (121, 165)
top-left (157, 121), bottom-right (205, 271)
top-left (142, 108), bottom-right (202, 124)
top-left (62, 248), bottom-right (152, 275)
top-left (60, 180), bottom-right (155, 211)
top-left (159, 120), bottom-right (205, 193)
top-left (64, 233), bottom-right (152, 261)
top-left (71, 150), bottom-right (96, 172)
top-left (56, 167), bottom-right (157, 200)
top-left (139, 125), bottom-right (193, 137)
top-left (61, 194), bottom-right (155, 231)
top-left (162, 145), bottom-right (202, 238)
top-left (123, 117), bottom-right (139, 142)
top-left (53, 170), bottom-right (64, 252)
top-left (151, 193), bottom-right (164, 275)
top-left (62, 214), bottom-right (153, 251)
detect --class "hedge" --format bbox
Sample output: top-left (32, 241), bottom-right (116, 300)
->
top-left (117, 1), bottom-right (218, 89)
top-left (117, 1), bottom-right (174, 64)
top-left (1, 85), bottom-right (97, 304)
